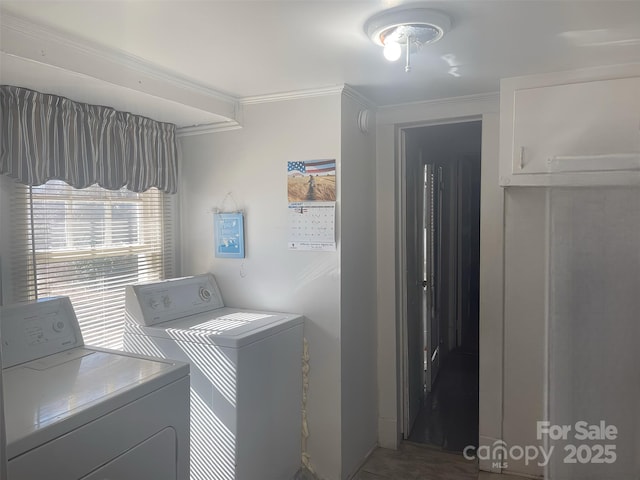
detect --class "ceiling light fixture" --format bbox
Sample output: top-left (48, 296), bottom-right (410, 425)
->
top-left (365, 6), bottom-right (452, 73)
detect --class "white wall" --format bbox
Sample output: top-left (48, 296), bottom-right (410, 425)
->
top-left (502, 188), bottom-right (547, 477)
top-left (374, 123), bottom-right (401, 448)
top-left (179, 91), bottom-right (379, 480)
top-left (477, 112), bottom-right (504, 472)
top-left (374, 95), bottom-right (504, 454)
top-left (339, 95), bottom-right (377, 479)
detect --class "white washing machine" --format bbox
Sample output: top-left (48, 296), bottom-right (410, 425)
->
top-left (122, 273), bottom-right (304, 480)
top-left (1, 296), bottom-right (190, 480)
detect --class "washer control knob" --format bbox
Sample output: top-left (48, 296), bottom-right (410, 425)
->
top-left (163, 295), bottom-right (172, 308)
top-left (199, 287), bottom-right (212, 302)
top-left (52, 320), bottom-right (65, 332)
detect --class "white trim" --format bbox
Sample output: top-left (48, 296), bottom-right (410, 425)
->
top-left (392, 114), bottom-right (484, 130)
top-left (1, 13), bottom-right (237, 105)
top-left (380, 91), bottom-right (499, 112)
top-left (376, 104), bottom-right (505, 454)
top-left (0, 12), bottom-right (387, 126)
top-left (377, 92), bottom-right (499, 125)
top-left (240, 84), bottom-right (377, 111)
top-left (478, 436), bottom-right (503, 473)
top-left (478, 112), bottom-right (505, 472)
top-left (342, 85), bottom-right (376, 110)
top-left (1, 12), bottom-right (239, 125)
top-left (177, 121), bottom-right (242, 137)
top-left (240, 85), bottom-right (345, 105)
top-left (501, 62), bottom-right (640, 91)
top-left (398, 128), bottom-right (409, 439)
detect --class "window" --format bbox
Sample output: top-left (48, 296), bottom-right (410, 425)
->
top-left (11, 180), bottom-right (175, 349)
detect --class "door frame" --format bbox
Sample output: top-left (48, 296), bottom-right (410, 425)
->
top-left (375, 99), bottom-right (504, 471)
top-left (398, 116), bottom-right (484, 439)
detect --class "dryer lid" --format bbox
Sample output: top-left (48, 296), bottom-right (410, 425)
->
top-left (125, 307), bottom-right (304, 348)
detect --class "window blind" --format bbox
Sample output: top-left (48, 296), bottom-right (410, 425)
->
top-left (10, 180), bottom-right (175, 349)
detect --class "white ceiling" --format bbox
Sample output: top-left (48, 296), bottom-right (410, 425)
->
top-left (1, 1), bottom-right (640, 127)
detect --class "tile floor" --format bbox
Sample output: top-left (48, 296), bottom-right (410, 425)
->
top-left (353, 442), bottom-right (525, 480)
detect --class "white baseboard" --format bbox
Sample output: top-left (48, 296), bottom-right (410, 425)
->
top-left (478, 435), bottom-right (503, 473)
top-left (378, 417), bottom-right (400, 449)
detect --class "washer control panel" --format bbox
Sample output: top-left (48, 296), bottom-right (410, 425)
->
top-left (125, 274), bottom-right (224, 326)
top-left (0, 297), bottom-right (84, 368)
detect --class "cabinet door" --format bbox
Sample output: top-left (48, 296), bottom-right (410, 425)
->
top-left (514, 76), bottom-right (640, 174)
top-left (500, 67), bottom-right (640, 186)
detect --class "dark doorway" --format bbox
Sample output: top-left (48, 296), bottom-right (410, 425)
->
top-left (403, 121), bottom-right (481, 453)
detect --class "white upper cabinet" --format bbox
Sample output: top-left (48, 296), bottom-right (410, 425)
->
top-left (500, 64), bottom-right (640, 186)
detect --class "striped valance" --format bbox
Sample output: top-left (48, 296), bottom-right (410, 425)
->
top-left (0, 85), bottom-right (178, 193)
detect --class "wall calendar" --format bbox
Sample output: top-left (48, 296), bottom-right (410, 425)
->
top-left (287, 202), bottom-right (336, 251)
top-left (286, 159), bottom-right (336, 251)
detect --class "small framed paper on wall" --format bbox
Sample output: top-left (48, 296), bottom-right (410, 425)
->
top-left (214, 212), bottom-right (245, 258)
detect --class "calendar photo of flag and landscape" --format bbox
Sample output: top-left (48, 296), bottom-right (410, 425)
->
top-left (287, 159), bottom-right (336, 202)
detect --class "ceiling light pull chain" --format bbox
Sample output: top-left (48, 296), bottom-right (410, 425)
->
top-left (405, 35), bottom-right (412, 73)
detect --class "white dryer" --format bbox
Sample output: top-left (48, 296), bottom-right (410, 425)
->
top-left (122, 273), bottom-right (304, 480)
top-left (1, 297), bottom-right (190, 480)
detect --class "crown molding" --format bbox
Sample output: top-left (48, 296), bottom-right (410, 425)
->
top-left (177, 121), bottom-right (243, 138)
top-left (379, 91), bottom-right (499, 112)
top-left (1, 13), bottom-right (237, 104)
top-left (240, 85), bottom-right (346, 105)
top-left (342, 85), bottom-right (376, 110)
top-left (0, 13), bottom-right (383, 122)
top-left (1, 12), bottom-right (239, 122)
top-left (240, 84), bottom-right (377, 108)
